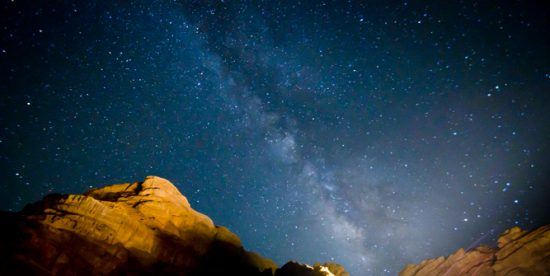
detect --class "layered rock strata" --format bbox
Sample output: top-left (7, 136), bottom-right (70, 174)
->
top-left (0, 176), bottom-right (347, 276)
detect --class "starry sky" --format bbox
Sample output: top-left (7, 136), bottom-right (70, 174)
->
top-left (1, 1), bottom-right (549, 274)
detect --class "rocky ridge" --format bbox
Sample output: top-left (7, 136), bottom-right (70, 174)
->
top-left (0, 176), bottom-right (348, 276)
top-left (1, 175), bottom-right (547, 275)
top-left (399, 225), bottom-right (550, 275)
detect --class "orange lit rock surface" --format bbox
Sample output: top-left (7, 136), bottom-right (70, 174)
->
top-left (0, 176), bottom-right (346, 275)
top-left (399, 225), bottom-right (550, 276)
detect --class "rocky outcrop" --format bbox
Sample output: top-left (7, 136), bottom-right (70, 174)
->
top-left (400, 225), bottom-right (550, 276)
top-left (275, 262), bottom-right (349, 276)
top-left (0, 176), bottom-right (347, 276)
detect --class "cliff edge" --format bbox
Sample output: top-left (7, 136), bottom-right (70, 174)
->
top-left (0, 176), bottom-right (348, 276)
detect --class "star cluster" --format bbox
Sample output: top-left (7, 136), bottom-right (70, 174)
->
top-left (1, 1), bottom-right (548, 274)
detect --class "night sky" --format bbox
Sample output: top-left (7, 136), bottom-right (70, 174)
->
top-left (1, 1), bottom-right (549, 274)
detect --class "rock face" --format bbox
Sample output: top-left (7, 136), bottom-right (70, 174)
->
top-left (0, 176), bottom-right (347, 276)
top-left (400, 225), bottom-right (550, 276)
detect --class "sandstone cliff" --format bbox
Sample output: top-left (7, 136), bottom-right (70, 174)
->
top-left (400, 225), bottom-right (550, 276)
top-left (0, 176), bottom-right (347, 276)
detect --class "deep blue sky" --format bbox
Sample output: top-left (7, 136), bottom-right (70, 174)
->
top-left (1, 1), bottom-right (549, 274)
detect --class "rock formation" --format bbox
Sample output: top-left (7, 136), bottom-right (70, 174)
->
top-left (400, 225), bottom-right (550, 276)
top-left (275, 262), bottom-right (349, 276)
top-left (0, 176), bottom-right (347, 276)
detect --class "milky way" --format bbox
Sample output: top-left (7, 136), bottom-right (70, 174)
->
top-left (1, 1), bottom-right (549, 274)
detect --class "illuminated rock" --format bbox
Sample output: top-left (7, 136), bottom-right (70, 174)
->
top-left (275, 261), bottom-right (349, 276)
top-left (399, 225), bottom-right (550, 276)
top-left (0, 176), bottom-right (344, 275)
